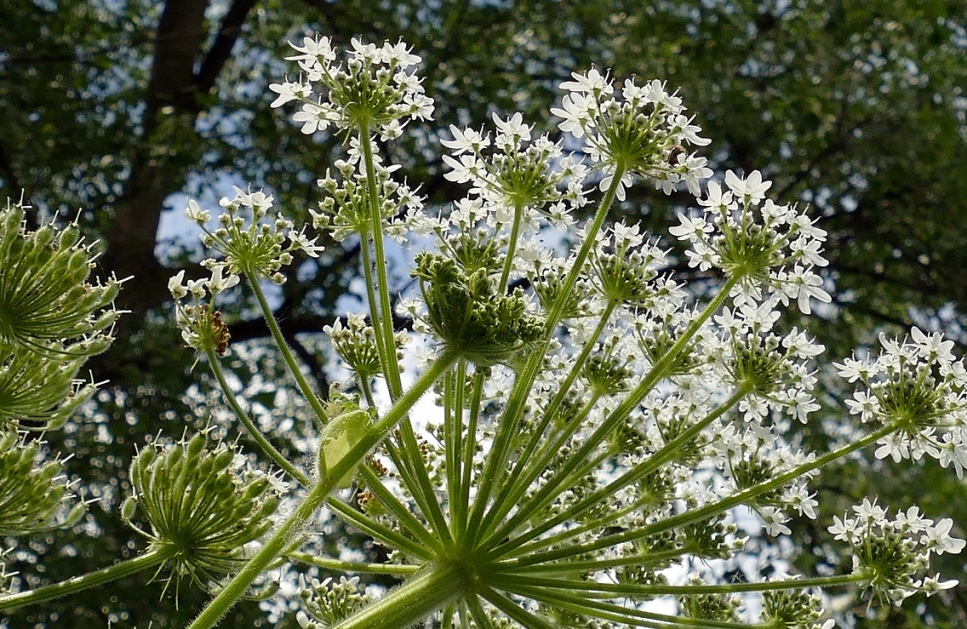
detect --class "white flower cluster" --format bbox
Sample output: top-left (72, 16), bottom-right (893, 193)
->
top-left (441, 114), bottom-right (588, 226)
top-left (836, 327), bottom-right (967, 471)
top-left (710, 302), bottom-right (823, 423)
top-left (551, 69), bottom-right (712, 199)
top-left (311, 136), bottom-right (424, 243)
top-left (168, 187), bottom-right (322, 355)
top-left (670, 171), bottom-right (831, 314)
top-left (830, 498), bottom-right (964, 605)
top-left (269, 36), bottom-right (433, 140)
top-left (149, 36), bottom-right (965, 629)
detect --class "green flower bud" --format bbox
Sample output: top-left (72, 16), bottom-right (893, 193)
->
top-left (0, 198), bottom-right (121, 359)
top-left (0, 344), bottom-right (96, 431)
top-left (412, 252), bottom-right (543, 367)
top-left (125, 433), bottom-right (283, 590)
top-left (0, 431), bottom-right (82, 535)
top-left (120, 495), bottom-right (138, 522)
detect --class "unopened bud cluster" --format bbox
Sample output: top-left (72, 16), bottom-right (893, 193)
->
top-left (0, 200), bottom-right (119, 431)
top-left (0, 431), bottom-right (85, 535)
top-left (0, 197), bottom-right (117, 562)
top-left (122, 432), bottom-right (284, 588)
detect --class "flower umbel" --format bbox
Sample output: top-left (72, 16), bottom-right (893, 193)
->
top-left (411, 252), bottom-right (543, 367)
top-left (0, 199), bottom-right (120, 358)
top-left (186, 189), bottom-right (322, 285)
top-left (551, 72), bottom-right (712, 199)
top-left (830, 499), bottom-right (964, 606)
top-left (122, 432), bottom-right (283, 591)
top-left (0, 431), bottom-right (85, 535)
top-left (836, 328), bottom-right (967, 471)
top-left (271, 35), bottom-right (433, 139)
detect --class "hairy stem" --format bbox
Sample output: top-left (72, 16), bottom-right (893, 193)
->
top-left (0, 547), bottom-right (174, 612)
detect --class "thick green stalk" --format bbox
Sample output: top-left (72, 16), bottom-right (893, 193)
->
top-left (247, 271), bottom-right (329, 425)
top-left (0, 547), bottom-right (174, 612)
top-left (456, 369), bottom-right (486, 542)
top-left (286, 551), bottom-right (420, 576)
top-left (498, 200), bottom-right (525, 290)
top-left (188, 349), bottom-right (458, 629)
top-left (355, 124), bottom-right (452, 544)
top-left (330, 562), bottom-right (467, 629)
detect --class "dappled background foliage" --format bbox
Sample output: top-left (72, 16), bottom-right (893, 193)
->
top-left (1, 0), bottom-right (965, 626)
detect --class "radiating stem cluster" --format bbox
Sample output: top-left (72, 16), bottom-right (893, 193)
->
top-left (3, 33), bottom-right (965, 629)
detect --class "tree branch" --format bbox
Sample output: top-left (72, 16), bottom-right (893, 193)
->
top-left (195, 0), bottom-right (259, 97)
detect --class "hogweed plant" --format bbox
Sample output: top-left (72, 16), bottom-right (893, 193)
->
top-left (1, 35), bottom-right (966, 629)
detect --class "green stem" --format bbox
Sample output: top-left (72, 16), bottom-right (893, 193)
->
top-left (481, 586), bottom-right (558, 629)
top-left (507, 423), bottom-right (897, 569)
top-left (508, 580), bottom-right (762, 629)
top-left (286, 551), bottom-right (420, 576)
top-left (456, 369), bottom-right (486, 542)
top-left (330, 562), bottom-right (467, 629)
top-left (358, 123), bottom-right (403, 399)
top-left (355, 124), bottom-right (451, 544)
top-left (0, 547), bottom-right (174, 612)
top-left (482, 277), bottom-right (741, 549)
top-left (492, 570), bottom-right (870, 596)
top-left (498, 200), bottom-right (525, 290)
top-left (358, 230), bottom-right (393, 392)
top-left (327, 494), bottom-right (437, 560)
top-left (475, 300), bottom-right (618, 538)
top-left (247, 271), bottom-right (329, 424)
top-left (465, 166), bottom-right (626, 543)
top-left (446, 361), bottom-right (467, 535)
top-left (206, 346), bottom-right (311, 486)
top-left (488, 386), bottom-right (750, 558)
top-left (188, 349), bottom-right (458, 629)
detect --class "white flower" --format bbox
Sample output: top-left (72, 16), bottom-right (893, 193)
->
top-left (669, 113), bottom-right (710, 146)
top-left (697, 180), bottom-right (734, 210)
top-left (829, 514), bottom-right (856, 542)
top-left (168, 270), bottom-right (188, 300)
top-left (780, 266), bottom-right (831, 315)
top-left (292, 102), bottom-right (331, 135)
top-left (853, 498), bottom-right (887, 524)
top-left (560, 68), bottom-right (613, 95)
top-left (641, 78), bottom-right (682, 111)
top-left (288, 229), bottom-right (323, 258)
top-left (492, 112), bottom-right (532, 145)
top-left (442, 153), bottom-right (482, 184)
top-left (185, 199), bottom-right (210, 224)
top-left (550, 93), bottom-right (592, 137)
top-left (923, 518), bottom-right (966, 555)
top-left (268, 80), bottom-right (311, 108)
top-left (285, 36), bottom-right (335, 64)
top-left (382, 40), bottom-right (421, 67)
top-left (349, 37), bottom-right (380, 62)
top-left (911, 326), bottom-right (955, 363)
top-left (207, 265), bottom-right (239, 294)
top-left (187, 277), bottom-right (207, 299)
top-left (668, 213), bottom-right (712, 241)
top-left (441, 125), bottom-right (490, 155)
top-left (725, 169), bottom-right (772, 206)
